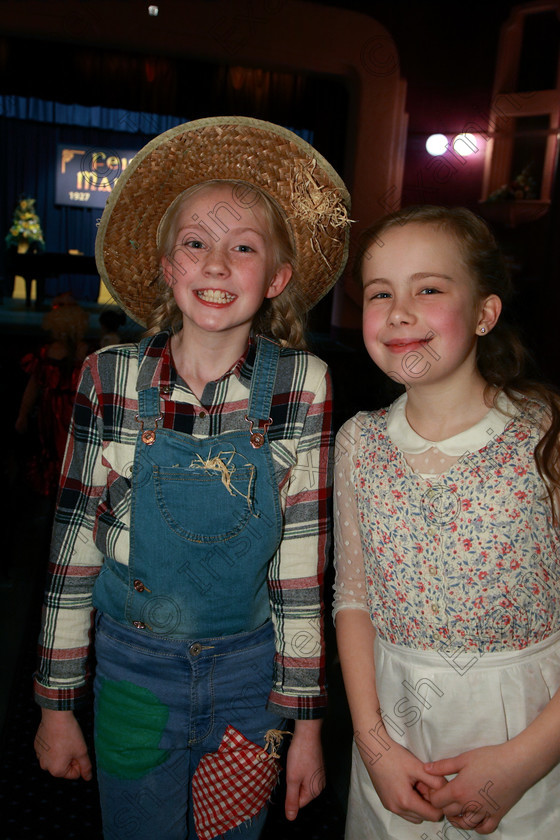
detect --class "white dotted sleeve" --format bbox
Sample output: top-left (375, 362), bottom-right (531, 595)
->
top-left (332, 415), bottom-right (370, 620)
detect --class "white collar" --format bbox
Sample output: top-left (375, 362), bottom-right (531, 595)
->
top-left (386, 392), bottom-right (514, 455)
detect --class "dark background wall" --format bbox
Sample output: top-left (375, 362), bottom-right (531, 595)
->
top-left (1, 0), bottom-right (559, 390)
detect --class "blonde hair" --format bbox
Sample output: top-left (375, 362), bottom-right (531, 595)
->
top-left (144, 180), bottom-right (307, 348)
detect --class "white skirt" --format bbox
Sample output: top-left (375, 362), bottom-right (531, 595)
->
top-left (346, 629), bottom-right (560, 839)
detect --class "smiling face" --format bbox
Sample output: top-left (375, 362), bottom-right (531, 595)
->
top-left (160, 183), bottom-right (292, 342)
top-left (361, 222), bottom-right (499, 391)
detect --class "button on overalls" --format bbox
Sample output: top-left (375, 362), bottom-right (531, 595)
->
top-left (92, 336), bottom-right (288, 840)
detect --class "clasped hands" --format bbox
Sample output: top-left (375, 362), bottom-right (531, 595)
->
top-left (362, 738), bottom-right (531, 835)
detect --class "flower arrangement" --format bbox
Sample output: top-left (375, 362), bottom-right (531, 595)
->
top-left (5, 196), bottom-right (45, 250)
top-left (486, 164), bottom-right (538, 202)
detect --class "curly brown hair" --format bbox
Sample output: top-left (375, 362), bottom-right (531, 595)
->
top-left (354, 205), bottom-right (560, 515)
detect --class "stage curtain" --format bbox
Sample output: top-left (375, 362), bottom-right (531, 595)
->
top-left (1, 96), bottom-right (314, 302)
top-left (0, 97), bottom-right (189, 301)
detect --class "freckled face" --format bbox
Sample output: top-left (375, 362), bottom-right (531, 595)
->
top-left (361, 223), bottom-right (485, 388)
top-left (161, 184), bottom-right (291, 340)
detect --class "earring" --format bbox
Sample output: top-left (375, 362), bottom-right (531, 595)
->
top-left (479, 326), bottom-right (486, 334)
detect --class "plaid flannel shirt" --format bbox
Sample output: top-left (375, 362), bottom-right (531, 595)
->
top-left (34, 332), bottom-right (331, 718)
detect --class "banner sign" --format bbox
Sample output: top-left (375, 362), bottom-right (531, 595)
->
top-left (56, 144), bottom-right (139, 209)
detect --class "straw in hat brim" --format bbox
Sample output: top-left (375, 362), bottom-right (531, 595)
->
top-left (95, 116), bottom-right (351, 326)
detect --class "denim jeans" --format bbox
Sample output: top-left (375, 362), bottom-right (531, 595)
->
top-left (94, 613), bottom-right (286, 840)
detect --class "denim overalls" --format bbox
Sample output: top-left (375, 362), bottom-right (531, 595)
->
top-left (92, 336), bottom-right (287, 840)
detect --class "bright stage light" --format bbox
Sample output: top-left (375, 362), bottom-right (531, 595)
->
top-left (425, 134), bottom-right (449, 156)
top-left (452, 133), bottom-right (478, 156)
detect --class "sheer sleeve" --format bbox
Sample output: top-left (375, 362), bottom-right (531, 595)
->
top-left (333, 414), bottom-right (370, 620)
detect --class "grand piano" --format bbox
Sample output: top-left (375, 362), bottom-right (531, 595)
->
top-left (5, 249), bottom-right (98, 307)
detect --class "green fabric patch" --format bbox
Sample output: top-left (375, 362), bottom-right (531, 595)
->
top-left (95, 678), bottom-right (170, 779)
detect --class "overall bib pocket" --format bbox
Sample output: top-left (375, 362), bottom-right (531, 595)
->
top-left (153, 459), bottom-right (255, 543)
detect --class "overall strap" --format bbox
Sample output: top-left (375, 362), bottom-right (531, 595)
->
top-left (136, 337), bottom-right (161, 435)
top-left (245, 336), bottom-right (281, 447)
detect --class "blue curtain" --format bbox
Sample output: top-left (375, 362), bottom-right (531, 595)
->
top-left (0, 95), bottom-right (191, 134)
top-left (1, 97), bottom-right (192, 300)
top-left (1, 95), bottom-right (315, 301)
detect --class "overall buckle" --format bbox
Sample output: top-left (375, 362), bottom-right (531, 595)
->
top-left (245, 416), bottom-right (272, 449)
top-left (136, 414), bottom-right (163, 445)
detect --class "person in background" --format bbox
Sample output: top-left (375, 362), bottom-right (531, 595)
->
top-left (98, 307), bottom-right (126, 347)
top-left (15, 292), bottom-right (89, 497)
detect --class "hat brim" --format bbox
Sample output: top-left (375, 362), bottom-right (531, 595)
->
top-left (95, 116), bottom-right (350, 326)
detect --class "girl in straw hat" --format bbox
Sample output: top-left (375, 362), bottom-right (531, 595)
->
top-left (33, 117), bottom-right (350, 840)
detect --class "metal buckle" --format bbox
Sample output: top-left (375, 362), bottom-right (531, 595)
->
top-left (135, 414), bottom-right (163, 445)
top-left (245, 415), bottom-right (272, 449)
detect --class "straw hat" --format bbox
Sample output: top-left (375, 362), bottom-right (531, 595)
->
top-left (95, 116), bottom-right (351, 326)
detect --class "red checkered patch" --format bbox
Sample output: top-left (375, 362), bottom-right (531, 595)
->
top-left (192, 725), bottom-right (283, 840)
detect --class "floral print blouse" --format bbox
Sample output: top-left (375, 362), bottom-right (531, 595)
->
top-left (333, 393), bottom-right (560, 652)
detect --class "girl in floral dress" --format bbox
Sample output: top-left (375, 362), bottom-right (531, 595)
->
top-left (334, 206), bottom-right (560, 839)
